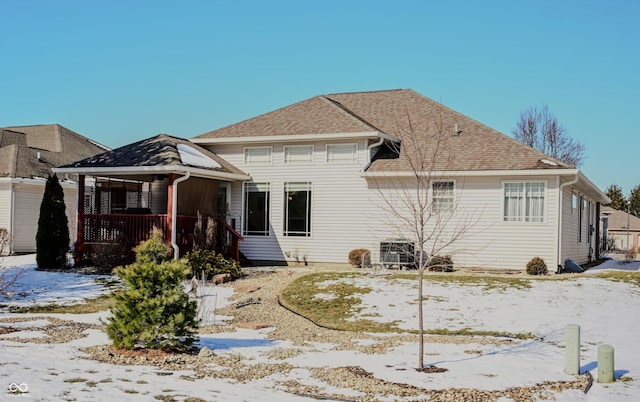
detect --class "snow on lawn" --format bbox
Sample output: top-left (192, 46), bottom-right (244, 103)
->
top-left (1, 254), bottom-right (639, 401)
top-left (0, 255), bottom-right (113, 307)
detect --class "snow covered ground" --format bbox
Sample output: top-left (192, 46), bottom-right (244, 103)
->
top-left (0, 254), bottom-right (638, 401)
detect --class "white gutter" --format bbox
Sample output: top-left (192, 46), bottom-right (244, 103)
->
top-left (557, 173), bottom-right (580, 269)
top-left (361, 168), bottom-right (582, 178)
top-left (171, 172), bottom-right (191, 259)
top-left (53, 165), bottom-right (250, 182)
top-left (362, 136), bottom-right (385, 171)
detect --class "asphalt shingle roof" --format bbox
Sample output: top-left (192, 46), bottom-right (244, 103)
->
top-left (195, 89), bottom-right (572, 172)
top-left (0, 125), bottom-right (107, 179)
top-left (60, 134), bottom-right (247, 177)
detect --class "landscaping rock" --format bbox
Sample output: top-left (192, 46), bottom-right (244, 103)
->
top-left (235, 283), bottom-right (261, 293)
top-left (212, 273), bottom-right (232, 284)
top-left (236, 322), bottom-right (272, 330)
top-left (198, 346), bottom-right (215, 358)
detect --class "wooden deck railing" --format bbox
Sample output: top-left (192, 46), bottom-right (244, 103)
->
top-left (77, 214), bottom-right (243, 262)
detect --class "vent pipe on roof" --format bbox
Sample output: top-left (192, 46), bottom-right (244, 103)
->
top-left (37, 152), bottom-right (42, 161)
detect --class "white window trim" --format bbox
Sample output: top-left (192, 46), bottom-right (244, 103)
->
top-left (502, 180), bottom-right (547, 223)
top-left (243, 146), bottom-right (273, 165)
top-left (326, 143), bottom-right (358, 163)
top-left (431, 180), bottom-right (455, 213)
top-left (283, 181), bottom-right (313, 237)
top-left (283, 145), bottom-right (314, 164)
top-left (242, 182), bottom-right (271, 237)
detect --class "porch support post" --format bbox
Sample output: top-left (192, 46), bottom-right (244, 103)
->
top-left (595, 202), bottom-right (601, 260)
top-left (75, 175), bottom-right (85, 265)
top-left (166, 173), bottom-right (175, 246)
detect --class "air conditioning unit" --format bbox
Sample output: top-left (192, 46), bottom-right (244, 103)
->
top-left (380, 239), bottom-right (415, 269)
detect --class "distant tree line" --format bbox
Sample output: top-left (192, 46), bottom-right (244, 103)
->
top-left (605, 184), bottom-right (640, 217)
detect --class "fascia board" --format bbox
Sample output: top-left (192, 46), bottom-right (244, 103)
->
top-left (191, 131), bottom-right (399, 144)
top-left (360, 169), bottom-right (582, 178)
top-left (53, 166), bottom-right (250, 181)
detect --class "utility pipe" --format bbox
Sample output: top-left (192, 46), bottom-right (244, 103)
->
top-left (557, 174), bottom-right (580, 269)
top-left (171, 171), bottom-right (190, 259)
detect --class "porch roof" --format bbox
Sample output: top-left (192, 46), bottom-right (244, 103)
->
top-left (53, 134), bottom-right (250, 181)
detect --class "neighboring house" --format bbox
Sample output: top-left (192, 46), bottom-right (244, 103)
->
top-left (56, 89), bottom-right (610, 270)
top-left (0, 124), bottom-right (107, 255)
top-left (601, 206), bottom-right (640, 251)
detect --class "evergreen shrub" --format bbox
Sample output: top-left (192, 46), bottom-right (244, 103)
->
top-left (36, 175), bottom-right (70, 269)
top-left (185, 249), bottom-right (242, 280)
top-left (105, 231), bottom-right (198, 350)
top-left (526, 256), bottom-right (548, 275)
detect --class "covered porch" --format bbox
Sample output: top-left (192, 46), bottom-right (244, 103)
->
top-left (53, 134), bottom-right (250, 264)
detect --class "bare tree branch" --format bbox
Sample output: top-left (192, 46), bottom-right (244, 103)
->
top-left (368, 107), bottom-right (482, 369)
top-left (512, 104), bottom-right (585, 167)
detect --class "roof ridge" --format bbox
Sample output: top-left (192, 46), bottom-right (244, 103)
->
top-left (326, 88), bottom-right (405, 97)
top-left (320, 96), bottom-right (382, 132)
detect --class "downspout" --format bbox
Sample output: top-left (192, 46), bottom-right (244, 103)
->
top-left (9, 181), bottom-right (16, 254)
top-left (363, 136), bottom-right (385, 171)
top-left (557, 174), bottom-right (579, 270)
top-left (171, 171), bottom-right (190, 259)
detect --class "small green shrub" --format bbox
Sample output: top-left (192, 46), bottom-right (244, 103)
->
top-left (348, 248), bottom-right (371, 268)
top-left (526, 256), bottom-right (548, 275)
top-left (185, 249), bottom-right (242, 280)
top-left (427, 255), bottom-right (453, 272)
top-left (105, 232), bottom-right (198, 350)
top-left (134, 229), bottom-right (170, 264)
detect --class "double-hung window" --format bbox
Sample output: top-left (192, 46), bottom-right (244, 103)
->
top-left (432, 181), bottom-right (454, 213)
top-left (503, 182), bottom-right (545, 222)
top-left (284, 145), bottom-right (313, 164)
top-left (243, 183), bottom-right (270, 236)
top-left (283, 182), bottom-right (312, 237)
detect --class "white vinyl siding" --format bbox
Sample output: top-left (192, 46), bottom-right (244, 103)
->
top-left (284, 145), bottom-right (313, 164)
top-left (10, 182), bottom-right (78, 254)
top-left (326, 143), bottom-right (357, 162)
top-left (244, 147), bottom-right (272, 165)
top-left (561, 184), bottom-right (597, 266)
top-left (503, 182), bottom-right (545, 223)
top-left (208, 141), bottom-right (568, 270)
top-left (0, 185), bottom-right (10, 255)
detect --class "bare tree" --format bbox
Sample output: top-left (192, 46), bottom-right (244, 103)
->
top-left (0, 229), bottom-right (27, 297)
top-left (369, 110), bottom-right (480, 370)
top-left (512, 105), bottom-right (585, 167)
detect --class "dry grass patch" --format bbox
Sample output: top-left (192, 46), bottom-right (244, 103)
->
top-left (8, 293), bottom-right (115, 314)
top-left (594, 270), bottom-right (640, 287)
top-left (279, 272), bottom-right (401, 333)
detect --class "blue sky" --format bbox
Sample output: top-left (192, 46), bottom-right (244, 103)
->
top-left (1, 1), bottom-right (638, 194)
